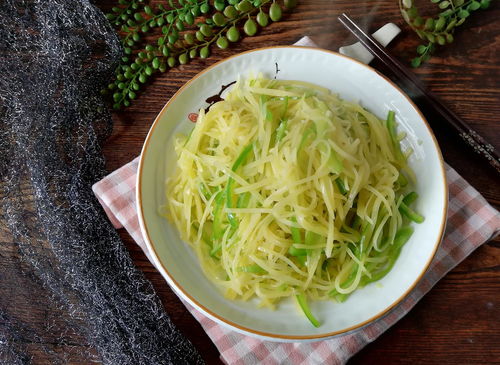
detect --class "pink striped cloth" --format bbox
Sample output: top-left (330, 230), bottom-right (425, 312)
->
top-left (93, 39), bottom-right (500, 364)
top-left (93, 160), bottom-right (500, 365)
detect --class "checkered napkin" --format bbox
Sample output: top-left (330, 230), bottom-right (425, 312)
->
top-left (93, 39), bottom-right (500, 364)
top-left (93, 158), bottom-right (499, 364)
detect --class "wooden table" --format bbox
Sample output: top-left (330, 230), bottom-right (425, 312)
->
top-left (100, 1), bottom-right (500, 363)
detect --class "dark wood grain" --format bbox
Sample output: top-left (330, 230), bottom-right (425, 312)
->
top-left (3, 1), bottom-right (498, 364)
top-left (101, 1), bottom-right (499, 364)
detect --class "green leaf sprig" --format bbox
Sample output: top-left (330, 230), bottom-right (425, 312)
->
top-left (399, 0), bottom-right (492, 67)
top-left (103, 0), bottom-right (297, 109)
top-left (106, 0), bottom-right (144, 29)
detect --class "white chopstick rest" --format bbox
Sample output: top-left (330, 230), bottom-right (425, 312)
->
top-left (339, 23), bottom-right (401, 65)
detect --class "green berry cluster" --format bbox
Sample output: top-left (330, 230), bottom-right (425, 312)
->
top-left (399, 0), bottom-right (492, 67)
top-left (103, 0), bottom-right (297, 109)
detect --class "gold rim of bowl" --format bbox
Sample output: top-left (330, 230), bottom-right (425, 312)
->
top-left (136, 46), bottom-right (448, 340)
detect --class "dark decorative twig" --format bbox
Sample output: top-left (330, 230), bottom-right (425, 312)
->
top-left (338, 13), bottom-right (500, 175)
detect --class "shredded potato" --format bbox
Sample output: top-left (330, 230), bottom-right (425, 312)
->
top-left (165, 75), bottom-right (421, 322)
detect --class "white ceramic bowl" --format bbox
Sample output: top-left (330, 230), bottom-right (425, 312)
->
top-left (137, 46), bottom-right (448, 341)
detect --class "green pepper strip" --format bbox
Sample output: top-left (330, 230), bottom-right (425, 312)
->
top-left (386, 110), bottom-right (397, 141)
top-left (199, 182), bottom-right (212, 200)
top-left (211, 191), bottom-right (225, 241)
top-left (305, 231), bottom-right (322, 246)
top-left (296, 293), bottom-right (320, 328)
top-left (236, 264), bottom-right (267, 274)
top-left (266, 108), bottom-right (273, 122)
top-left (192, 222), bottom-right (212, 248)
top-left (210, 242), bottom-right (220, 258)
top-left (335, 178), bottom-right (348, 195)
top-left (397, 172), bottom-right (408, 187)
top-left (275, 96), bottom-right (289, 144)
top-left (278, 283), bottom-right (288, 291)
top-left (209, 246), bottom-right (221, 259)
top-left (322, 259), bottom-right (329, 270)
top-left (226, 143), bottom-right (253, 227)
top-left (275, 118), bottom-right (288, 143)
top-left (202, 227), bottom-right (213, 246)
top-left (288, 217), bottom-right (306, 256)
top-left (329, 232), bottom-right (366, 298)
top-left (211, 224), bottom-right (238, 257)
top-left (399, 201), bottom-right (425, 223)
top-left (315, 133), bottom-right (343, 174)
top-left (290, 216), bottom-right (302, 242)
top-left (351, 215), bottom-right (362, 231)
top-left (259, 95), bottom-right (273, 121)
top-left (289, 223), bottom-right (325, 266)
top-left (361, 226), bottom-right (414, 285)
top-left (287, 217), bottom-right (307, 265)
top-left (333, 293), bottom-right (350, 302)
top-left (403, 191), bottom-right (418, 206)
top-left (386, 110), bottom-right (405, 161)
top-left (236, 191), bottom-right (251, 208)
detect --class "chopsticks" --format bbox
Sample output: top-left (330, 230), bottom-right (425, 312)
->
top-left (338, 13), bottom-right (500, 175)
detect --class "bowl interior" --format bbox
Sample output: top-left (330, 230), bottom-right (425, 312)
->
top-left (137, 47), bottom-right (447, 341)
